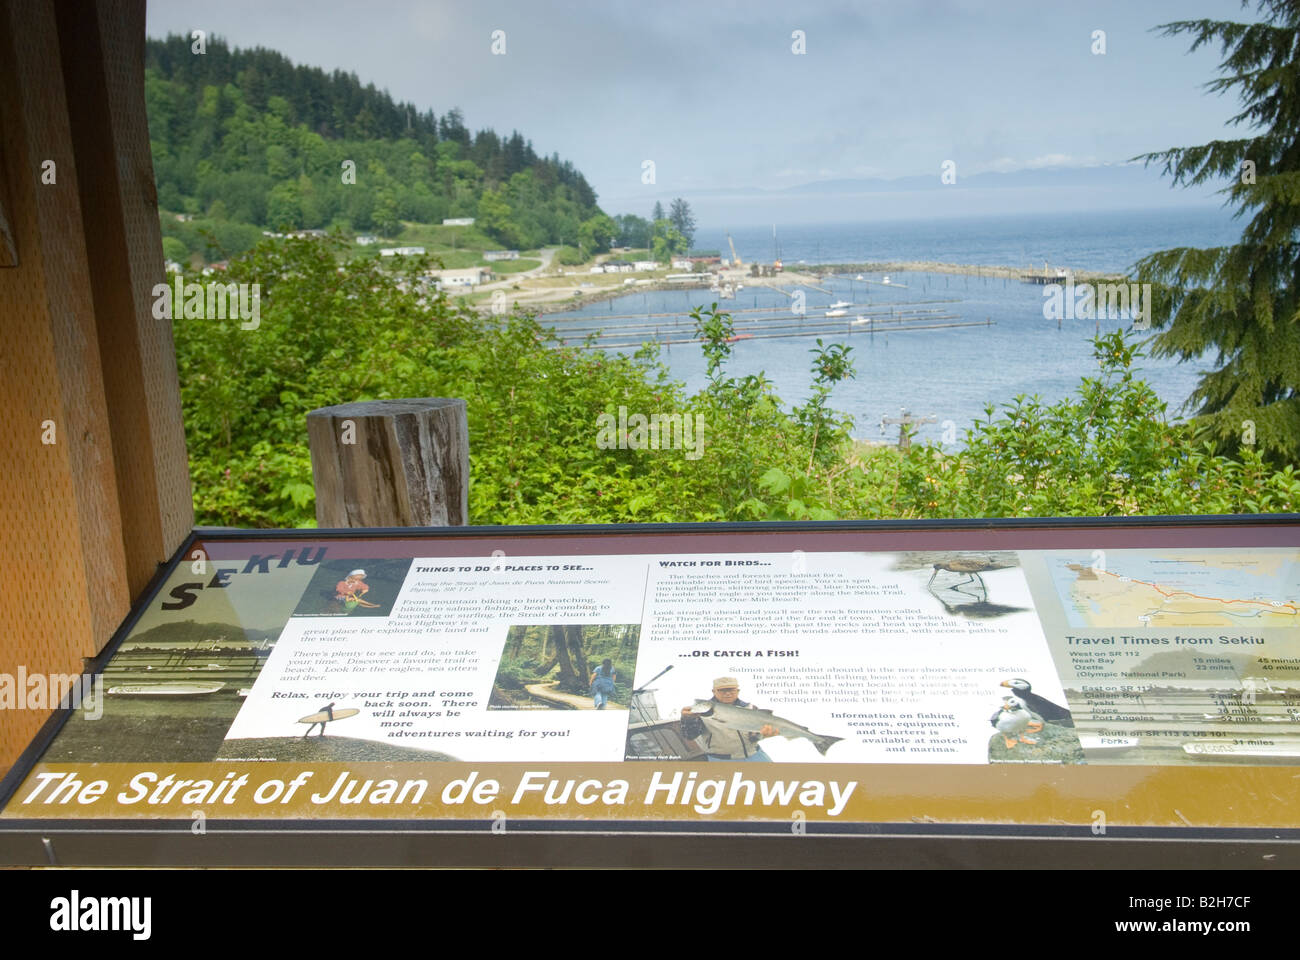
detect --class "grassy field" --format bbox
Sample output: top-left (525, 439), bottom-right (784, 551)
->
top-left (345, 220), bottom-right (535, 271)
top-left (490, 258), bottom-right (542, 274)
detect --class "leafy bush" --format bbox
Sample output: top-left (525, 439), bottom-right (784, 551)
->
top-left (172, 238), bottom-right (1298, 529)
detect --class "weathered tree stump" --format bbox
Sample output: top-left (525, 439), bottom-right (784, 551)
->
top-left (306, 398), bottom-right (469, 528)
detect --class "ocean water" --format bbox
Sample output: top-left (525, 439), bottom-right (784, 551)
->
top-left (546, 207), bottom-right (1240, 446)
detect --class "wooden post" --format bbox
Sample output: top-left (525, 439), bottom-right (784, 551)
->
top-left (55, 0), bottom-right (193, 597)
top-left (880, 409), bottom-right (938, 452)
top-left (307, 399), bottom-right (469, 528)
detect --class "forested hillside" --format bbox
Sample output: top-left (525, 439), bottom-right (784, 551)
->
top-left (145, 34), bottom-right (607, 261)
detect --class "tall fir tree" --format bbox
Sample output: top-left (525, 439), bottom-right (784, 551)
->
top-left (669, 197), bottom-right (696, 248)
top-left (1134, 0), bottom-right (1300, 459)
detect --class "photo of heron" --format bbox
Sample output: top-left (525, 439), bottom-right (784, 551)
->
top-left (891, 551), bottom-right (1028, 619)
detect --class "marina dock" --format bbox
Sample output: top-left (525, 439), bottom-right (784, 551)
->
top-left (542, 298), bottom-right (990, 350)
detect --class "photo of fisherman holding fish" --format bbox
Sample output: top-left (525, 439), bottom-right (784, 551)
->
top-left (678, 676), bottom-right (842, 762)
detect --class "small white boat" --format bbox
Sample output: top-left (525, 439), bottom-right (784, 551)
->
top-left (1182, 740), bottom-right (1300, 762)
top-left (825, 309), bottom-right (848, 318)
top-left (853, 316), bottom-right (872, 325)
top-left (829, 300), bottom-right (853, 310)
top-left (107, 681), bottom-right (225, 697)
top-left (1080, 736), bottom-right (1139, 754)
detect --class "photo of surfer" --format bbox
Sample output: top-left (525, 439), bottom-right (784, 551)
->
top-left (625, 672), bottom-right (842, 761)
top-left (891, 551), bottom-right (1027, 619)
top-left (291, 558), bottom-right (411, 617)
top-left (488, 623), bottom-right (640, 711)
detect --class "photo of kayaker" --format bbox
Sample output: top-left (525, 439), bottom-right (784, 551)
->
top-left (291, 558), bottom-right (411, 617)
top-left (335, 570), bottom-right (379, 610)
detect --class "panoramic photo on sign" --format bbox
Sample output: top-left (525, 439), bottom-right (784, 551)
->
top-left (4, 525), bottom-right (1297, 827)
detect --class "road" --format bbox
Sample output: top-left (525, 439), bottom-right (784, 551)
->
top-left (478, 246), bottom-right (558, 292)
top-left (524, 681), bottom-right (627, 711)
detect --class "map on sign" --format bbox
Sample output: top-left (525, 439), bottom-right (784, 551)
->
top-left (1047, 550), bottom-right (1300, 628)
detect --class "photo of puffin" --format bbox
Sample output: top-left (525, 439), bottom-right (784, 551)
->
top-left (990, 695), bottom-right (1044, 749)
top-left (1000, 678), bottom-right (1074, 727)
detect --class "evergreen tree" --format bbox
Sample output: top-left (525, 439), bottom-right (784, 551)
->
top-left (669, 197), bottom-right (696, 248)
top-left (651, 200), bottom-right (665, 222)
top-left (1134, 0), bottom-right (1300, 458)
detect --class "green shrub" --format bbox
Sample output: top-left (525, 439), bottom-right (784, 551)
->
top-left (172, 238), bottom-right (1298, 528)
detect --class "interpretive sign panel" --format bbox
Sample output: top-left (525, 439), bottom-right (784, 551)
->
top-left (2, 518), bottom-right (1298, 865)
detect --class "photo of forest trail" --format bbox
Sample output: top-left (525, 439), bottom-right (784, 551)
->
top-left (489, 624), bottom-right (641, 711)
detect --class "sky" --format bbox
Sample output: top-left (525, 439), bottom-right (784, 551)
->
top-left (145, 0), bottom-right (1251, 223)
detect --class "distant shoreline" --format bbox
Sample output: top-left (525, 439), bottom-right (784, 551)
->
top-left (795, 260), bottom-right (1121, 281)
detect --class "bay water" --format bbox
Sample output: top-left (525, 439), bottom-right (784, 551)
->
top-left (546, 206), bottom-right (1243, 446)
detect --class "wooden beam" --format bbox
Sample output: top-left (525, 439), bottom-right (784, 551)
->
top-left (0, 0), bottom-right (132, 767)
top-left (55, 0), bottom-right (193, 596)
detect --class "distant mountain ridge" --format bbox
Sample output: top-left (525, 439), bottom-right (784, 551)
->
top-left (660, 163), bottom-right (1200, 199)
top-left (785, 163), bottom-right (1168, 194)
top-left (605, 161), bottom-right (1221, 227)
